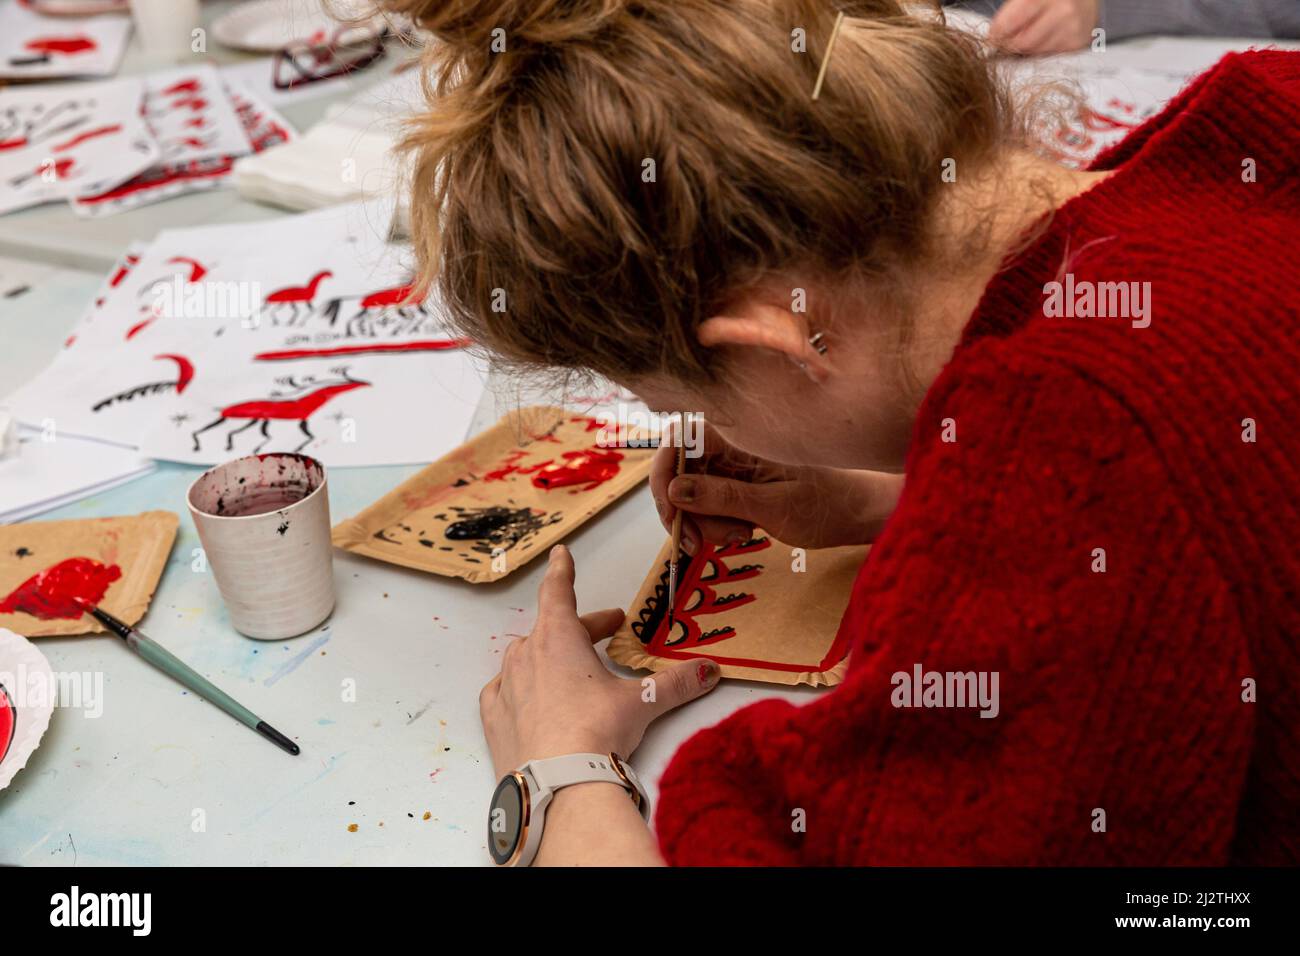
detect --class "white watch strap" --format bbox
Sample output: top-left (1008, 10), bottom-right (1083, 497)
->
top-left (530, 753), bottom-right (624, 791)
top-left (524, 752), bottom-right (650, 822)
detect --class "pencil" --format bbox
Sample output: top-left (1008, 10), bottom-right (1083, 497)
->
top-left (667, 438), bottom-right (686, 627)
top-left (80, 603), bottom-right (300, 756)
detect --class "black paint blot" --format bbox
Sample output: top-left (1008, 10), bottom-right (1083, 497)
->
top-left (15, 547), bottom-right (31, 558)
top-left (443, 506), bottom-right (559, 555)
top-left (277, 522), bottom-right (290, 536)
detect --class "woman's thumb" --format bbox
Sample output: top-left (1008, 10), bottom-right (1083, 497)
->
top-left (642, 659), bottom-right (721, 717)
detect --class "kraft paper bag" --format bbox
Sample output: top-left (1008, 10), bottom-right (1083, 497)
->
top-left (606, 531), bottom-right (867, 686)
top-left (0, 511), bottom-right (179, 637)
top-left (332, 406), bottom-right (655, 583)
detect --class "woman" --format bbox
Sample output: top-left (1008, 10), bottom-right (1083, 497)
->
top-left (384, 0), bottom-right (1299, 864)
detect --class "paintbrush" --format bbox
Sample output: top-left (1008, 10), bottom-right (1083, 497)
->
top-left (80, 603), bottom-right (300, 757)
top-left (667, 439), bottom-right (687, 628)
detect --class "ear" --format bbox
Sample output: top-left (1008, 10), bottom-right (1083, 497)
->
top-left (697, 304), bottom-right (831, 382)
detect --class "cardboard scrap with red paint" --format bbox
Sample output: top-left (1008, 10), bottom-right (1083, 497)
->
top-left (0, 511), bottom-right (178, 638)
top-left (332, 407), bottom-right (656, 583)
top-left (606, 532), bottom-right (867, 687)
top-left (0, 3), bottom-right (131, 80)
top-left (2, 202), bottom-right (487, 466)
top-left (0, 77), bottom-right (161, 216)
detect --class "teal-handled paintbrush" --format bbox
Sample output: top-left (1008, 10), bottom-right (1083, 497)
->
top-left (81, 603), bottom-right (300, 756)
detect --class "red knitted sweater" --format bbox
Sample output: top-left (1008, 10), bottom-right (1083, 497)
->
top-left (655, 51), bottom-right (1300, 866)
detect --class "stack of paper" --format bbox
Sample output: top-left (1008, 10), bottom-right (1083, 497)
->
top-left (0, 65), bottom-right (294, 218)
top-left (0, 427), bottom-right (154, 524)
top-left (232, 68), bottom-right (422, 212)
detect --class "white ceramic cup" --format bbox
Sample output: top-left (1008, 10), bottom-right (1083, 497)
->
top-left (131, 0), bottom-right (202, 57)
top-left (187, 453), bottom-right (335, 640)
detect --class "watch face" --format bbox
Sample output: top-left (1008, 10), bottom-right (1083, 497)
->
top-left (488, 773), bottom-right (526, 865)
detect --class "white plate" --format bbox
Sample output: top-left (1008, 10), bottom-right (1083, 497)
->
top-left (0, 627), bottom-right (55, 792)
top-left (211, 0), bottom-right (385, 53)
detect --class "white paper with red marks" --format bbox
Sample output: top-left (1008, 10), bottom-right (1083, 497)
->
top-left (0, 3), bottom-right (131, 80)
top-left (0, 77), bottom-right (159, 215)
top-left (4, 202), bottom-right (487, 467)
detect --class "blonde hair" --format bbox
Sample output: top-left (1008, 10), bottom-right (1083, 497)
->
top-left (384, 0), bottom-right (1015, 383)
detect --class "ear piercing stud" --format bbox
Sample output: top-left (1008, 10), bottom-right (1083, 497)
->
top-left (808, 331), bottom-right (828, 355)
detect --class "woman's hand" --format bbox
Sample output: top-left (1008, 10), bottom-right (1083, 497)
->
top-left (650, 422), bottom-right (903, 553)
top-left (480, 544), bottom-right (720, 781)
top-left (988, 0), bottom-right (1101, 55)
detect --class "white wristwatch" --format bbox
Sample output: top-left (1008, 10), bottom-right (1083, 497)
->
top-left (487, 752), bottom-right (651, 867)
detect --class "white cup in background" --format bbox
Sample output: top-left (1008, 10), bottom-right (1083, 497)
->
top-left (131, 0), bottom-right (202, 57)
top-left (187, 453), bottom-right (336, 640)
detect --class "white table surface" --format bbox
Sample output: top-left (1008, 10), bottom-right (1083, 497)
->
top-left (0, 15), bottom-right (1293, 865)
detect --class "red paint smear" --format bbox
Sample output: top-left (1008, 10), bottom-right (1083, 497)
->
top-left (161, 79), bottom-right (201, 96)
top-left (484, 450), bottom-right (529, 482)
top-left (166, 256), bottom-right (207, 283)
top-left (482, 445), bottom-right (623, 491)
top-left (0, 684), bottom-right (13, 763)
top-left (125, 318), bottom-right (155, 340)
top-left (42, 157), bottom-right (75, 180)
top-left (109, 255), bottom-right (139, 288)
top-left (1081, 106), bottom-right (1139, 133)
top-left (0, 138), bottom-right (28, 152)
top-left (52, 124), bottom-right (121, 153)
top-left (359, 283), bottom-right (416, 309)
top-left (221, 380), bottom-right (368, 421)
top-left (252, 339), bottom-right (470, 362)
top-left (531, 449), bottom-right (623, 490)
top-left (0, 557), bottom-right (121, 621)
top-left (24, 35), bottom-right (98, 56)
top-left (79, 160), bottom-right (234, 205)
top-left (155, 353), bottom-right (195, 393)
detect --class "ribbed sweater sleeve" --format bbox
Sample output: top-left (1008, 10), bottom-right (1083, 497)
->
top-left (658, 358), bottom-right (1253, 865)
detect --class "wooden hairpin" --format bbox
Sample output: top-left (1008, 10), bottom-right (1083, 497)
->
top-left (810, 11), bottom-right (846, 101)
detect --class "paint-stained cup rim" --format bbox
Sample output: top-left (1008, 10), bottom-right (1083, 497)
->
top-left (187, 452), bottom-right (328, 521)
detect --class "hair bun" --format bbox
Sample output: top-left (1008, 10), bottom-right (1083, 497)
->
top-left (382, 0), bottom-right (626, 50)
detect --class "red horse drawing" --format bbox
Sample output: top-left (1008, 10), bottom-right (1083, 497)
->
top-left (263, 270), bottom-right (332, 321)
top-left (190, 366), bottom-right (369, 453)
